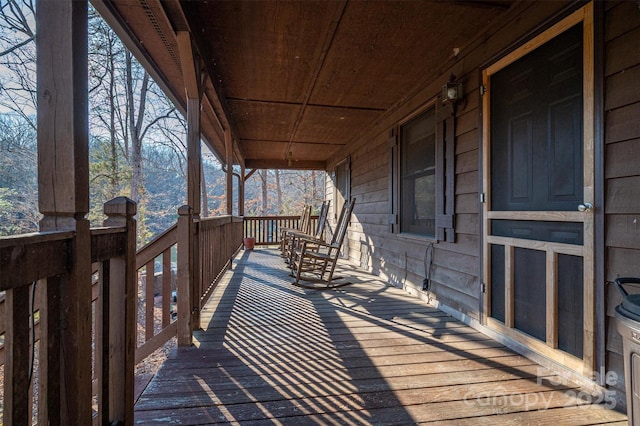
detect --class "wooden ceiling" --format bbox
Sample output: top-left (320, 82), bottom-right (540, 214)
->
top-left (94, 0), bottom-right (512, 170)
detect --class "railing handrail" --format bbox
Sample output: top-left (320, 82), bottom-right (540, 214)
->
top-left (0, 230), bottom-right (75, 290)
top-left (136, 223), bottom-right (177, 270)
top-left (0, 205), bottom-right (244, 424)
top-left (244, 215), bottom-right (306, 220)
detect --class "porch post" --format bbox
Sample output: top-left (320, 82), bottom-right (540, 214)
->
top-left (36, 0), bottom-right (92, 423)
top-left (225, 129), bottom-right (233, 215)
top-left (177, 205), bottom-right (193, 346)
top-left (239, 161), bottom-right (245, 216)
top-left (103, 197), bottom-right (137, 424)
top-left (178, 31), bottom-right (201, 217)
top-left (178, 31), bottom-right (202, 330)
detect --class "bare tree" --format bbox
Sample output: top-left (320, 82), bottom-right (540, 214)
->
top-left (273, 169), bottom-right (281, 214)
top-left (0, 113), bottom-right (39, 234)
top-left (0, 0), bottom-right (36, 128)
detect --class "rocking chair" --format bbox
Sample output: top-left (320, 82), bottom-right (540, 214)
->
top-left (279, 205), bottom-right (312, 256)
top-left (283, 200), bottom-right (330, 263)
top-left (290, 198), bottom-right (356, 288)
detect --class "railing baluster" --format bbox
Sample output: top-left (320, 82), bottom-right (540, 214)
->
top-left (99, 259), bottom-right (110, 423)
top-left (38, 276), bottom-right (60, 426)
top-left (5, 285), bottom-right (30, 425)
top-left (145, 260), bottom-right (155, 342)
top-left (162, 248), bottom-right (172, 329)
top-left (192, 221), bottom-right (201, 330)
top-left (242, 216), bottom-right (319, 245)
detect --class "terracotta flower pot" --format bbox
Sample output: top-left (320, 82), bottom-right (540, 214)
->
top-left (243, 237), bottom-right (255, 250)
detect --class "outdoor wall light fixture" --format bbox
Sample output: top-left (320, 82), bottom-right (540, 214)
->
top-left (442, 75), bottom-right (463, 104)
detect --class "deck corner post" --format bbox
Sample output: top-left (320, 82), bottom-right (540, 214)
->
top-left (103, 197), bottom-right (137, 424)
top-left (225, 129), bottom-right (234, 215)
top-left (177, 205), bottom-right (194, 346)
top-left (35, 0), bottom-right (92, 423)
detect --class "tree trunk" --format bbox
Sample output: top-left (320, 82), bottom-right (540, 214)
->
top-left (108, 35), bottom-right (118, 198)
top-left (311, 170), bottom-right (317, 207)
top-left (126, 50), bottom-right (150, 204)
top-left (260, 169), bottom-right (268, 215)
top-left (275, 169), bottom-right (282, 214)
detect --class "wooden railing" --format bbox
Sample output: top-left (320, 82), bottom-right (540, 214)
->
top-left (134, 223), bottom-right (178, 364)
top-left (244, 215), bottom-right (319, 245)
top-left (197, 216), bottom-right (243, 312)
top-left (0, 198), bottom-right (243, 424)
top-left (0, 197), bottom-right (137, 424)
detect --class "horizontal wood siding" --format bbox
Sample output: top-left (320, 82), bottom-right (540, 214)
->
top-left (603, 0), bottom-right (640, 409)
top-left (327, 1), bottom-right (575, 320)
top-left (323, 1), bottom-right (639, 411)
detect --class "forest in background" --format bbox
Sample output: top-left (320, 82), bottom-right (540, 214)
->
top-left (0, 1), bottom-right (325, 243)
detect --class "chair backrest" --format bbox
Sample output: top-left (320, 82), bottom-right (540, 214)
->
top-left (299, 205), bottom-right (312, 234)
top-left (313, 200), bottom-right (331, 238)
top-left (330, 197), bottom-right (355, 248)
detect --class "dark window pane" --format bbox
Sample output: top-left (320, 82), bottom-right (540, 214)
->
top-left (491, 244), bottom-right (506, 323)
top-left (491, 24), bottom-right (583, 212)
top-left (400, 107), bottom-right (436, 236)
top-left (558, 254), bottom-right (583, 358)
top-left (514, 247), bottom-right (546, 341)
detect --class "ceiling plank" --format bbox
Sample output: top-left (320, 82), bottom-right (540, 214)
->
top-left (285, 1), bottom-right (349, 157)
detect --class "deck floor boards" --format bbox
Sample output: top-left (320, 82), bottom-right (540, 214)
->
top-left (135, 249), bottom-right (626, 425)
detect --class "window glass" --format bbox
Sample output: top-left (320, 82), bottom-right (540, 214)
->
top-left (400, 107), bottom-right (436, 236)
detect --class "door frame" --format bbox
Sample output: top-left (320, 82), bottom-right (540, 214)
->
top-left (481, 3), bottom-right (595, 375)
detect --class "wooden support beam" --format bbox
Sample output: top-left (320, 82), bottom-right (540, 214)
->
top-left (244, 168), bottom-right (257, 181)
top-left (177, 205), bottom-right (193, 346)
top-left (177, 31), bottom-right (198, 99)
top-left (239, 162), bottom-right (245, 216)
top-left (245, 159), bottom-right (327, 171)
top-left (177, 31), bottom-right (202, 217)
top-left (225, 129), bottom-right (233, 215)
top-left (103, 197), bottom-right (137, 424)
top-left (37, 0), bottom-right (89, 227)
top-left (36, 1), bottom-right (92, 423)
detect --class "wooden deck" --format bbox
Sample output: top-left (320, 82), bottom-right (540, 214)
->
top-left (134, 249), bottom-right (627, 425)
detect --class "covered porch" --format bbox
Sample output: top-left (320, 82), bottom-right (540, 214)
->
top-left (2, 0), bottom-right (639, 423)
top-left (134, 248), bottom-right (627, 425)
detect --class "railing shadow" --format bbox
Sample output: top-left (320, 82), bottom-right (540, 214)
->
top-left (134, 248), bottom-right (612, 424)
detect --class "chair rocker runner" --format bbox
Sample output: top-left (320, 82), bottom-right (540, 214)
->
top-left (290, 198), bottom-right (355, 288)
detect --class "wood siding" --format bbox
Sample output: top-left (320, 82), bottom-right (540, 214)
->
top-left (327, 0), bottom-right (573, 315)
top-left (603, 0), bottom-right (640, 409)
top-left (326, 0), bottom-right (639, 412)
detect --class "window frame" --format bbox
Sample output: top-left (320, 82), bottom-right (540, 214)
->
top-left (389, 98), bottom-right (455, 242)
top-left (333, 156), bottom-right (351, 220)
top-left (399, 104), bottom-right (438, 238)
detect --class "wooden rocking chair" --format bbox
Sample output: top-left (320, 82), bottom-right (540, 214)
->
top-left (279, 205), bottom-right (312, 256)
top-left (283, 200), bottom-right (330, 263)
top-left (290, 198), bottom-right (355, 288)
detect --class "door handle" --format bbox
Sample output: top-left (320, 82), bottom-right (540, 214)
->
top-left (578, 202), bottom-right (593, 212)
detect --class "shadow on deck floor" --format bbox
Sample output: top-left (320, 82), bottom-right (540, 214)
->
top-left (134, 248), bottom-right (627, 425)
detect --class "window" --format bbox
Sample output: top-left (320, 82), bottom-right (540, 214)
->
top-left (388, 102), bottom-right (455, 242)
top-left (400, 108), bottom-right (436, 236)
